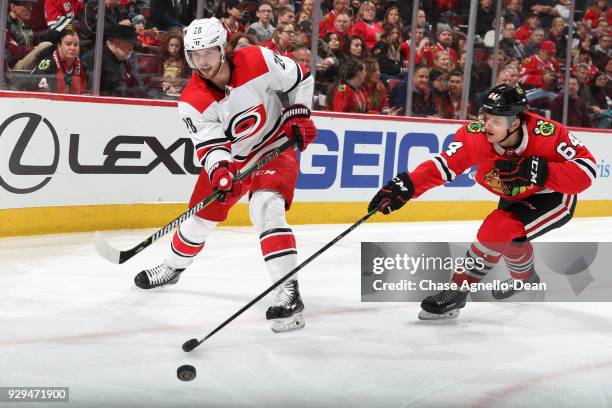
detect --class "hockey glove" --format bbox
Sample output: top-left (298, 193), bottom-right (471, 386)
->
top-left (368, 172), bottom-right (414, 215)
top-left (209, 161), bottom-right (243, 203)
top-left (496, 156), bottom-right (548, 188)
top-left (281, 104), bottom-right (317, 151)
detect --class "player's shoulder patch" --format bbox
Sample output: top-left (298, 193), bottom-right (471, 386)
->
top-left (533, 119), bottom-right (557, 137)
top-left (338, 84), bottom-right (346, 92)
top-left (466, 121), bottom-right (485, 134)
top-left (322, 14), bottom-right (329, 21)
top-left (38, 59), bottom-right (51, 71)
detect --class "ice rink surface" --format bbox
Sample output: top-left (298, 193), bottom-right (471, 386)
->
top-left (1, 217), bottom-right (612, 408)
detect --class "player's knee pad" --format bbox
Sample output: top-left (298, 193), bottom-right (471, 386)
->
top-left (249, 190), bottom-right (288, 233)
top-left (477, 209), bottom-right (527, 251)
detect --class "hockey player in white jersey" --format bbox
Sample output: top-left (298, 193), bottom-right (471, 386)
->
top-left (133, 18), bottom-right (317, 333)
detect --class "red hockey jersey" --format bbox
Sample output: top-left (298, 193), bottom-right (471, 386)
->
top-left (408, 112), bottom-right (596, 201)
top-left (519, 55), bottom-right (561, 89)
top-left (45, 0), bottom-right (84, 30)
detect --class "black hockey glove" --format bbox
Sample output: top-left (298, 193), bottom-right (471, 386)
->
top-left (496, 156), bottom-right (548, 188)
top-left (368, 172), bottom-right (414, 215)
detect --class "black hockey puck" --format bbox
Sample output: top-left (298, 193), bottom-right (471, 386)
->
top-left (182, 338), bottom-right (200, 352)
top-left (177, 364), bottom-right (196, 381)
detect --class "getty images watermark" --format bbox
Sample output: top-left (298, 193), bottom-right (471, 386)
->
top-left (361, 242), bottom-right (604, 302)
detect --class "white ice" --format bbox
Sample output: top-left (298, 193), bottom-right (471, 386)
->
top-left (1, 217), bottom-right (612, 408)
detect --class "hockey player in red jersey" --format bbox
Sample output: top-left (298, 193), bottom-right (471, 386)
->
top-left (368, 83), bottom-right (597, 320)
top-left (134, 18), bottom-right (316, 333)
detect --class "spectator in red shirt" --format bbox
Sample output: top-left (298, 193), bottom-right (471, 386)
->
top-left (420, 23), bottom-right (457, 66)
top-left (327, 58), bottom-right (368, 113)
top-left (329, 11), bottom-right (351, 49)
top-left (583, 0), bottom-right (611, 29)
top-left (260, 22), bottom-right (296, 56)
top-left (363, 59), bottom-right (399, 114)
top-left (319, 0), bottom-right (349, 37)
top-left (515, 13), bottom-right (540, 45)
top-left (519, 40), bottom-right (561, 91)
top-left (349, 1), bottom-right (383, 50)
top-left (221, 0), bottom-right (245, 42)
top-left (45, 0), bottom-right (83, 31)
top-left (132, 14), bottom-right (160, 48)
top-left (437, 70), bottom-right (471, 120)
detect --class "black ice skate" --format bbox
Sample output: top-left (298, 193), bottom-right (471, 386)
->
top-left (266, 280), bottom-right (305, 333)
top-left (418, 289), bottom-right (468, 320)
top-left (491, 269), bottom-right (541, 300)
top-left (134, 263), bottom-right (185, 289)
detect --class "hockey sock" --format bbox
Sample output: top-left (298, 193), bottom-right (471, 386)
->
top-left (167, 216), bottom-right (217, 269)
top-left (250, 190), bottom-right (298, 282)
top-left (451, 241), bottom-right (502, 287)
top-left (503, 241), bottom-right (534, 281)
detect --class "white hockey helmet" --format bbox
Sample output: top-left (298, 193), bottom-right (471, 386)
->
top-left (183, 18), bottom-right (227, 70)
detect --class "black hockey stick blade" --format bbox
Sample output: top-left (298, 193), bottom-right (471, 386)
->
top-left (182, 208), bottom-right (378, 352)
top-left (94, 138), bottom-right (296, 264)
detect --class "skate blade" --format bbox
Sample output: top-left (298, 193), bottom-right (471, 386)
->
top-left (271, 313), bottom-right (305, 333)
top-left (418, 309), bottom-right (460, 321)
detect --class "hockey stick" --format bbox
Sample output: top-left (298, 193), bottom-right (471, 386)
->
top-left (95, 138), bottom-right (296, 264)
top-left (182, 208), bottom-right (378, 352)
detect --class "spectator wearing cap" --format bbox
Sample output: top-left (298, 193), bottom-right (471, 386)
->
top-left (45, 0), bottom-right (83, 32)
top-left (515, 13), bottom-right (540, 45)
top-left (132, 14), bottom-right (160, 48)
top-left (519, 39), bottom-right (561, 91)
top-left (221, 0), bottom-right (245, 42)
top-left (246, 1), bottom-right (276, 43)
top-left (6, 0), bottom-right (58, 70)
top-left (499, 22), bottom-right (525, 60)
top-left (349, 1), bottom-right (383, 50)
top-left (82, 24), bottom-right (146, 97)
top-left (476, 0), bottom-right (496, 37)
top-left (523, 27), bottom-right (545, 57)
top-left (420, 23), bottom-right (457, 67)
top-left (551, 75), bottom-right (592, 127)
top-left (319, 0), bottom-right (349, 38)
top-left (29, 28), bottom-right (87, 94)
top-left (523, 0), bottom-right (559, 30)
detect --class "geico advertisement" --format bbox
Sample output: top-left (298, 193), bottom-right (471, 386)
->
top-left (0, 97), bottom-right (610, 209)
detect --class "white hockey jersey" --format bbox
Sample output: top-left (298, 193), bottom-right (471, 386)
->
top-left (177, 45), bottom-right (314, 174)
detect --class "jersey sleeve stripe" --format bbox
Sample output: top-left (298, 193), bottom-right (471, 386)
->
top-left (572, 158), bottom-right (597, 181)
top-left (195, 138), bottom-right (228, 150)
top-left (285, 60), bottom-right (304, 94)
top-left (199, 146), bottom-right (231, 165)
top-left (433, 156), bottom-right (454, 181)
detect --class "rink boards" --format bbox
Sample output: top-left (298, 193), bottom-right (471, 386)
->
top-left (0, 91), bottom-right (610, 236)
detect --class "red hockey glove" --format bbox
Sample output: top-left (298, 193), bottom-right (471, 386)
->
top-left (496, 156), bottom-right (548, 188)
top-left (281, 104), bottom-right (317, 151)
top-left (209, 161), bottom-right (243, 203)
top-left (368, 172), bottom-right (414, 215)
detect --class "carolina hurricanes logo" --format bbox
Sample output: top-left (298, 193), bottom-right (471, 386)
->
top-left (226, 104), bottom-right (267, 142)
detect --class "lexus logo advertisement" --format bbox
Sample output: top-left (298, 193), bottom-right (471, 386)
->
top-left (0, 112), bottom-right (200, 195)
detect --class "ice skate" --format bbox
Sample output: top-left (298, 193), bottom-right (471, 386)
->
top-left (418, 289), bottom-right (468, 320)
top-left (266, 280), bottom-right (305, 333)
top-left (492, 269), bottom-right (541, 300)
top-left (134, 263), bottom-right (185, 289)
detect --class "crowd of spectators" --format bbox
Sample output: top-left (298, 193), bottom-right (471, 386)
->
top-left (3, 0), bottom-right (611, 128)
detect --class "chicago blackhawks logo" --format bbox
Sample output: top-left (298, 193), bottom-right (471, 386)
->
top-left (467, 121), bottom-right (485, 133)
top-left (226, 104), bottom-right (267, 142)
top-left (483, 168), bottom-right (530, 197)
top-left (533, 120), bottom-right (556, 137)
